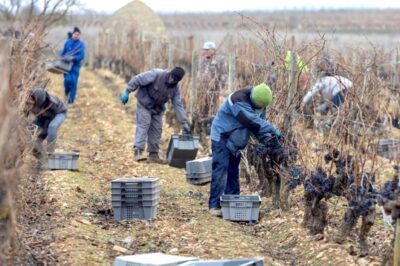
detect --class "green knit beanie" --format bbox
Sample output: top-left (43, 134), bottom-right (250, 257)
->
top-left (250, 83), bottom-right (272, 108)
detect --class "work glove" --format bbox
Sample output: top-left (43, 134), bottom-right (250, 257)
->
top-left (120, 90), bottom-right (129, 105)
top-left (182, 122), bottom-right (191, 134)
top-left (274, 128), bottom-right (282, 138)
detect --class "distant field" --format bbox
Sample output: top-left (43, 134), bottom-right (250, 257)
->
top-left (40, 9), bottom-right (400, 53)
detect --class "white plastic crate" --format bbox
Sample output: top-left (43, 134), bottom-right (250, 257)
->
top-left (186, 157), bottom-right (212, 174)
top-left (179, 258), bottom-right (263, 266)
top-left (114, 253), bottom-right (198, 266)
top-left (167, 135), bottom-right (199, 168)
top-left (220, 195), bottom-right (261, 222)
top-left (47, 152), bottom-right (79, 170)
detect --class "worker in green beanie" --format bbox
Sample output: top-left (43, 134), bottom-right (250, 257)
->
top-left (208, 83), bottom-right (282, 217)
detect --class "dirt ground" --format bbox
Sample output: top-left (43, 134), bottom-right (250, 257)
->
top-left (15, 68), bottom-right (396, 266)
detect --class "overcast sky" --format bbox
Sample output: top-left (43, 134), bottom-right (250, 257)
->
top-left (78, 0), bottom-right (400, 13)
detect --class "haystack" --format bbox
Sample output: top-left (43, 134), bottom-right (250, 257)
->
top-left (107, 0), bottom-right (167, 39)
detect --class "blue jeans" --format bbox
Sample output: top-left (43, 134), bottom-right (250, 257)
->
top-left (64, 70), bottom-right (80, 104)
top-left (34, 112), bottom-right (67, 142)
top-left (208, 140), bottom-right (241, 209)
top-left (331, 91), bottom-right (345, 109)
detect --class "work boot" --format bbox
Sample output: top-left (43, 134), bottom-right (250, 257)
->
top-left (46, 141), bottom-right (56, 153)
top-left (147, 153), bottom-right (167, 164)
top-left (33, 142), bottom-right (48, 170)
top-left (133, 148), bottom-right (146, 162)
top-left (209, 208), bottom-right (222, 217)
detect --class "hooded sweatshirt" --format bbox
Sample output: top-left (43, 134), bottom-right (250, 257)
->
top-left (30, 89), bottom-right (67, 120)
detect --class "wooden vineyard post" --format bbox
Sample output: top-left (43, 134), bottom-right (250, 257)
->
top-left (394, 168), bottom-right (400, 266)
top-left (395, 218), bottom-right (400, 266)
top-left (228, 54), bottom-right (236, 93)
top-left (393, 47), bottom-right (400, 91)
top-left (352, 50), bottom-right (357, 74)
top-left (168, 43), bottom-right (173, 69)
top-left (149, 41), bottom-right (155, 69)
top-left (190, 50), bottom-right (198, 117)
top-left (284, 51), bottom-right (298, 132)
top-left (0, 39), bottom-right (10, 93)
top-left (361, 56), bottom-right (370, 104)
top-left (0, 38), bottom-right (12, 258)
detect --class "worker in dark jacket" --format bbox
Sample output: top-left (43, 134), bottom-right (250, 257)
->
top-left (208, 83), bottom-right (281, 216)
top-left (120, 67), bottom-right (191, 163)
top-left (60, 27), bottom-right (85, 106)
top-left (27, 88), bottom-right (67, 161)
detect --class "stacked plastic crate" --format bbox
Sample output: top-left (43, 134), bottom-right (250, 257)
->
top-left (186, 157), bottom-right (212, 185)
top-left (111, 177), bottom-right (160, 221)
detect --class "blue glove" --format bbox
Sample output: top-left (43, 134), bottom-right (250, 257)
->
top-left (182, 122), bottom-right (191, 134)
top-left (120, 90), bottom-right (129, 105)
top-left (274, 128), bottom-right (282, 137)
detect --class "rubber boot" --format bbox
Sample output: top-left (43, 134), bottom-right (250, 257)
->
top-left (209, 208), bottom-right (222, 217)
top-left (46, 141), bottom-right (56, 153)
top-left (133, 148), bottom-right (146, 162)
top-left (33, 141), bottom-right (48, 170)
top-left (147, 153), bottom-right (167, 164)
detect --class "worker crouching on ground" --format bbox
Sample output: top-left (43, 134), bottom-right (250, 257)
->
top-left (27, 88), bottom-right (67, 165)
top-left (301, 64), bottom-right (353, 115)
top-left (120, 67), bottom-right (191, 164)
top-left (208, 83), bottom-right (282, 217)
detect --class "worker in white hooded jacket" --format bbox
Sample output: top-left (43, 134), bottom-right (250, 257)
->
top-left (302, 75), bottom-right (353, 114)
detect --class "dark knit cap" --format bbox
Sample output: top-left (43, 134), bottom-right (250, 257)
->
top-left (170, 67), bottom-right (185, 82)
top-left (31, 87), bottom-right (47, 107)
top-left (73, 27), bottom-right (81, 33)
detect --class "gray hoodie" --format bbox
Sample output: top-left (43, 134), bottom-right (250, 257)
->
top-left (126, 68), bottom-right (187, 123)
top-left (30, 88), bottom-right (67, 120)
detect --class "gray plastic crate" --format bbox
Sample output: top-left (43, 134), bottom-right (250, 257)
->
top-left (186, 157), bottom-right (212, 174)
top-left (113, 205), bottom-right (158, 220)
top-left (47, 152), bottom-right (79, 170)
top-left (114, 253), bottom-right (198, 266)
top-left (186, 173), bottom-right (211, 185)
top-left (167, 134), bottom-right (199, 168)
top-left (112, 197), bottom-right (160, 207)
top-left (220, 195), bottom-right (261, 222)
top-left (179, 258), bottom-right (263, 266)
top-left (112, 178), bottom-right (160, 194)
top-left (111, 186), bottom-right (160, 195)
top-left (378, 139), bottom-right (400, 159)
top-left (112, 178), bottom-right (160, 188)
top-left (112, 188), bottom-right (160, 201)
top-left (47, 60), bottom-right (72, 74)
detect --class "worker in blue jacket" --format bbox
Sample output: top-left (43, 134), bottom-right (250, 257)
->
top-left (60, 27), bottom-right (85, 107)
top-left (208, 83), bottom-right (282, 216)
